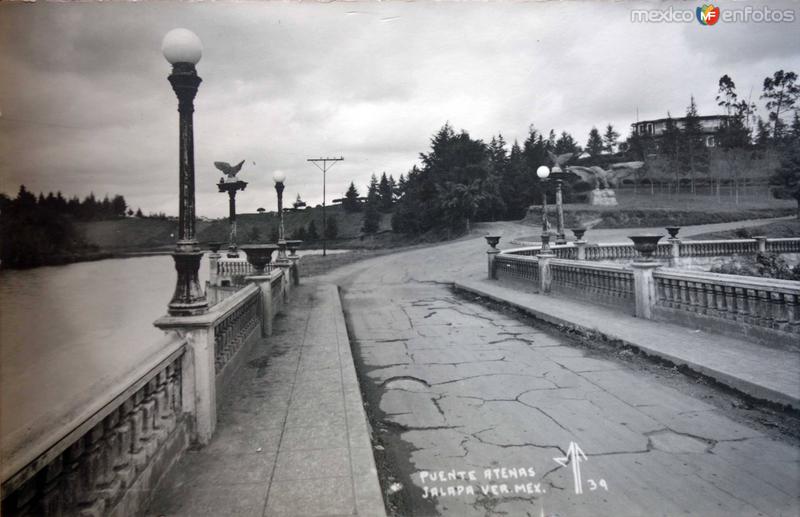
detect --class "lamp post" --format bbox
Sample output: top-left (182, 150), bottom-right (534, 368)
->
top-left (551, 165), bottom-right (567, 245)
top-left (536, 165), bottom-right (552, 253)
top-left (273, 170), bottom-right (289, 262)
top-left (217, 172), bottom-right (247, 257)
top-left (162, 28), bottom-right (207, 316)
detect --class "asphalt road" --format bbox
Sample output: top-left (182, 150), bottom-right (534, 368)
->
top-left (320, 220), bottom-right (800, 517)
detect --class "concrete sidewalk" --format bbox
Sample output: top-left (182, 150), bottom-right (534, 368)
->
top-left (455, 278), bottom-right (800, 410)
top-left (147, 283), bottom-right (386, 517)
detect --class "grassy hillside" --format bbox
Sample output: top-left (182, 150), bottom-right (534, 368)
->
top-left (76, 205), bottom-right (396, 252)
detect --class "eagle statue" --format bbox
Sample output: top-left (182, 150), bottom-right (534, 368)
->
top-left (566, 161), bottom-right (645, 190)
top-left (215, 160), bottom-right (246, 183)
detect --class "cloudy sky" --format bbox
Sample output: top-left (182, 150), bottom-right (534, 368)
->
top-left (1, 1), bottom-right (798, 217)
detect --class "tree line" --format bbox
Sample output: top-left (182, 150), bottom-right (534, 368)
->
top-left (341, 68), bottom-right (799, 235)
top-left (0, 186), bottom-right (131, 267)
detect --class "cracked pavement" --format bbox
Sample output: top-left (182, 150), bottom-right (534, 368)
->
top-left (319, 223), bottom-right (800, 517)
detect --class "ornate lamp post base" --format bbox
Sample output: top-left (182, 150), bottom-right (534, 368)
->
top-left (168, 249), bottom-right (208, 316)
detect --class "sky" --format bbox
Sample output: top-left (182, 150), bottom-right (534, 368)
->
top-left (1, 1), bottom-right (798, 218)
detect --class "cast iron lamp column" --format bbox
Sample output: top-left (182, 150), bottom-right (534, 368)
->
top-left (217, 176), bottom-right (247, 256)
top-left (551, 164), bottom-right (567, 245)
top-left (162, 28), bottom-right (207, 316)
top-left (536, 165), bottom-right (552, 253)
top-left (273, 170), bottom-right (289, 262)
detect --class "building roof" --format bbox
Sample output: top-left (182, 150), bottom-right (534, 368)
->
top-left (632, 114), bottom-right (730, 126)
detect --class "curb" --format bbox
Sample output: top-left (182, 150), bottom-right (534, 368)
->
top-left (453, 280), bottom-right (799, 410)
top-left (330, 284), bottom-right (388, 517)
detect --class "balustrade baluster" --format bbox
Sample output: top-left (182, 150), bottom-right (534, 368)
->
top-left (663, 278), bottom-right (674, 308)
top-left (723, 285), bottom-right (736, 320)
top-left (757, 290), bottom-right (772, 328)
top-left (713, 284), bottom-right (725, 316)
top-left (695, 281), bottom-right (708, 315)
top-left (77, 424), bottom-right (106, 515)
top-left (687, 281), bottom-right (698, 313)
top-left (11, 475), bottom-right (38, 516)
top-left (38, 454), bottom-right (64, 515)
top-left (786, 293), bottom-right (799, 334)
top-left (771, 291), bottom-right (786, 331)
top-left (677, 280), bottom-right (688, 311)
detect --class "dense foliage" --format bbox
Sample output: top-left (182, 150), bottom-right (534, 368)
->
top-left (711, 252), bottom-right (800, 281)
top-left (0, 186), bottom-right (121, 268)
top-left (391, 123), bottom-right (573, 234)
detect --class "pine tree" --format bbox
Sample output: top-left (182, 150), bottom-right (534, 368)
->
top-left (246, 226), bottom-right (261, 243)
top-left (362, 174), bottom-right (382, 234)
top-left (324, 215), bottom-right (338, 240)
top-left (791, 111), bottom-right (800, 143)
top-left (586, 127), bottom-right (604, 156)
top-left (378, 172), bottom-right (393, 211)
top-left (754, 118), bottom-right (770, 148)
top-left (770, 145), bottom-right (800, 218)
top-left (307, 219), bottom-right (319, 240)
top-left (662, 113), bottom-right (682, 192)
top-left (291, 226), bottom-right (307, 241)
top-left (681, 96), bottom-right (708, 194)
top-left (761, 70), bottom-right (800, 143)
top-left (603, 124), bottom-right (620, 155)
top-left (554, 131), bottom-right (580, 154)
top-left (342, 182), bottom-right (361, 212)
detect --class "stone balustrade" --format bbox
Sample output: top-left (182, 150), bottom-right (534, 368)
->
top-left (653, 268), bottom-right (799, 350)
top-left (549, 259), bottom-right (636, 313)
top-left (216, 258), bottom-right (260, 278)
top-left (505, 237), bottom-right (800, 262)
top-left (677, 239), bottom-right (758, 257)
top-left (1, 339), bottom-right (188, 517)
top-left (2, 268), bottom-right (296, 517)
top-left (213, 285), bottom-right (261, 374)
top-left (767, 238), bottom-right (800, 254)
top-left (492, 243), bottom-right (799, 350)
top-left (494, 253), bottom-right (540, 285)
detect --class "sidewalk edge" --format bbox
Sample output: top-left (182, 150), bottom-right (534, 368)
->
top-left (453, 280), bottom-right (799, 410)
top-left (329, 284), bottom-right (388, 517)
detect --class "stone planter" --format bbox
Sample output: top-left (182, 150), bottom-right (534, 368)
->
top-left (484, 235), bottom-right (501, 249)
top-left (285, 240), bottom-right (303, 257)
top-left (571, 228), bottom-right (587, 241)
top-left (665, 226), bottom-right (681, 239)
top-left (628, 235), bottom-right (663, 262)
top-left (239, 244), bottom-right (278, 274)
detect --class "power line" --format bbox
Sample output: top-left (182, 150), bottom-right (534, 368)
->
top-left (307, 157), bottom-right (344, 257)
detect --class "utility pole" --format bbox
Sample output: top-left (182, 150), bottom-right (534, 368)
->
top-left (307, 156), bottom-right (344, 256)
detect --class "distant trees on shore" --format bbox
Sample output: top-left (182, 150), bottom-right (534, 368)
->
top-left (0, 186), bottom-right (133, 268)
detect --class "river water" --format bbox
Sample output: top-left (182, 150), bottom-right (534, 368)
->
top-left (0, 250), bottom-right (345, 465)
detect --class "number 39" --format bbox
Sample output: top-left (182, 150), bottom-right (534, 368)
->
top-left (587, 479), bottom-right (608, 491)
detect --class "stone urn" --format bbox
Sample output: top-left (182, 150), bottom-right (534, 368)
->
top-left (628, 235), bottom-right (663, 262)
top-left (285, 240), bottom-right (303, 257)
top-left (207, 241), bottom-right (223, 253)
top-left (484, 235), bottom-right (501, 249)
top-left (239, 244), bottom-right (278, 274)
top-left (665, 226), bottom-right (681, 239)
top-left (571, 228), bottom-right (587, 242)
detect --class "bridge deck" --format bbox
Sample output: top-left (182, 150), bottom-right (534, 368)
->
top-left (147, 283), bottom-right (385, 517)
top-left (456, 278), bottom-right (800, 409)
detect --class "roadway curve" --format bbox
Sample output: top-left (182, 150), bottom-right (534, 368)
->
top-left (318, 218), bottom-right (799, 517)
